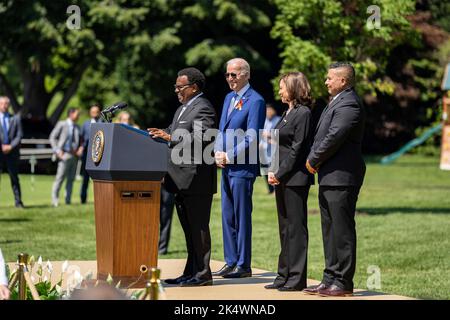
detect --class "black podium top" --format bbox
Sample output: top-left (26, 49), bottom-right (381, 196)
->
top-left (86, 123), bottom-right (168, 181)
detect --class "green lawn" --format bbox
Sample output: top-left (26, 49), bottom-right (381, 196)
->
top-left (1, 154), bottom-right (449, 299)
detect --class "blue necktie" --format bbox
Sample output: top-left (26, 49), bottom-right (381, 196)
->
top-left (2, 114), bottom-right (9, 144)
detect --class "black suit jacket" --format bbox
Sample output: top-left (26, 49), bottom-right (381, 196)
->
top-left (164, 95), bottom-right (217, 195)
top-left (0, 114), bottom-right (23, 160)
top-left (271, 104), bottom-right (314, 186)
top-left (308, 88), bottom-right (366, 186)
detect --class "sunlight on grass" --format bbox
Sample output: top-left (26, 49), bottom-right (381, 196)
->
top-left (1, 154), bottom-right (449, 299)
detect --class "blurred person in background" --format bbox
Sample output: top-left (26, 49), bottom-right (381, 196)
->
top-left (0, 96), bottom-right (24, 208)
top-left (260, 103), bottom-right (281, 194)
top-left (80, 103), bottom-right (103, 204)
top-left (115, 111), bottom-right (140, 129)
top-left (49, 108), bottom-right (82, 207)
top-left (0, 248), bottom-right (10, 300)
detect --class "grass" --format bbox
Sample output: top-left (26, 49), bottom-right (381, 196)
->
top-left (0, 154), bottom-right (449, 299)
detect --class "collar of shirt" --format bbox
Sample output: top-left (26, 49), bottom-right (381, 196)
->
top-left (90, 118), bottom-right (97, 124)
top-left (234, 83), bottom-right (250, 99)
top-left (186, 92), bottom-right (204, 107)
top-left (66, 118), bottom-right (74, 128)
top-left (331, 86), bottom-right (352, 102)
top-left (0, 112), bottom-right (9, 121)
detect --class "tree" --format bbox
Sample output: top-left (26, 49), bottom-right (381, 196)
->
top-left (115, 0), bottom-right (276, 127)
top-left (271, 0), bottom-right (449, 153)
top-left (0, 0), bottom-right (148, 130)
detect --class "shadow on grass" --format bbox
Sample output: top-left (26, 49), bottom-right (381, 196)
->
top-left (0, 204), bottom-right (55, 210)
top-left (358, 207), bottom-right (450, 215)
top-left (0, 218), bottom-right (31, 223)
top-left (0, 239), bottom-right (23, 244)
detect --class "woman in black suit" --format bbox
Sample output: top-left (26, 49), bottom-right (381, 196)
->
top-left (265, 72), bottom-right (314, 291)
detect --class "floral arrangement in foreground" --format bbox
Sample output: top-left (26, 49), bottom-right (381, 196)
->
top-left (7, 256), bottom-right (145, 300)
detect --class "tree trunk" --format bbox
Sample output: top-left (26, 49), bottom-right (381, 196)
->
top-left (21, 70), bottom-right (51, 120)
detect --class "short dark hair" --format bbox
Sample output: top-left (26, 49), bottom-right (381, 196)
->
top-left (67, 107), bottom-right (79, 117)
top-left (328, 62), bottom-right (355, 86)
top-left (90, 103), bottom-right (102, 111)
top-left (177, 67), bottom-right (206, 91)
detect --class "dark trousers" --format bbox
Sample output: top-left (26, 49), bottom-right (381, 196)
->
top-left (80, 150), bottom-right (89, 203)
top-left (0, 155), bottom-right (22, 206)
top-left (274, 184), bottom-right (309, 289)
top-left (175, 192), bottom-right (213, 280)
top-left (319, 186), bottom-right (360, 291)
top-left (158, 185), bottom-right (175, 254)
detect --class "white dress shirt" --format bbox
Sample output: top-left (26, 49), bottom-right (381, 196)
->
top-left (0, 248), bottom-right (7, 286)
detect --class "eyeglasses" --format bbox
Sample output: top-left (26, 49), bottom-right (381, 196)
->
top-left (174, 83), bottom-right (194, 91)
top-left (224, 72), bottom-right (238, 79)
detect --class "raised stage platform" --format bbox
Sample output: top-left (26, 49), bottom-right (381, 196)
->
top-left (8, 259), bottom-right (413, 300)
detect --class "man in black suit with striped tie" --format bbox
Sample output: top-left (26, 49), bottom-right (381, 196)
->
top-left (149, 67), bottom-right (217, 287)
top-left (305, 62), bottom-right (366, 297)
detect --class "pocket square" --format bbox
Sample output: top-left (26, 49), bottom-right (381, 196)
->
top-left (179, 120), bottom-right (187, 124)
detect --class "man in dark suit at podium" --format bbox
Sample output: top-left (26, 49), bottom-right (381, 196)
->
top-left (149, 67), bottom-right (217, 287)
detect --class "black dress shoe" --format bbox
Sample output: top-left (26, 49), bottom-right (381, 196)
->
top-left (303, 282), bottom-right (329, 295)
top-left (222, 267), bottom-right (252, 278)
top-left (278, 286), bottom-right (303, 292)
top-left (180, 278), bottom-right (213, 287)
top-left (212, 264), bottom-right (235, 277)
top-left (264, 283), bottom-right (284, 289)
top-left (164, 275), bottom-right (191, 285)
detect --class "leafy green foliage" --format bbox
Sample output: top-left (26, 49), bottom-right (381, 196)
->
top-left (271, 0), bottom-right (418, 99)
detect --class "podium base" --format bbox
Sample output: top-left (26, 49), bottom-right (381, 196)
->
top-left (93, 180), bottom-right (161, 288)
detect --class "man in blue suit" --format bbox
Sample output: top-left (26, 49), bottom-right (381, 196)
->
top-left (80, 103), bottom-right (102, 204)
top-left (213, 58), bottom-right (266, 278)
top-left (0, 96), bottom-right (24, 208)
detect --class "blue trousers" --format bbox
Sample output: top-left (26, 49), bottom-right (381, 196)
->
top-left (221, 172), bottom-right (255, 269)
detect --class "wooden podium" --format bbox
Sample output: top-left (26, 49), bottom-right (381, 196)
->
top-left (86, 123), bottom-right (168, 287)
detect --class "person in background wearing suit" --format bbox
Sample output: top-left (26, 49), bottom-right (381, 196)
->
top-left (213, 58), bottom-right (266, 278)
top-left (0, 96), bottom-right (24, 208)
top-left (265, 72), bottom-right (314, 291)
top-left (50, 108), bottom-right (82, 207)
top-left (304, 62), bottom-right (366, 297)
top-left (260, 103), bottom-right (281, 194)
top-left (149, 67), bottom-right (217, 287)
top-left (80, 103), bottom-right (102, 204)
top-left (158, 183), bottom-right (175, 255)
top-left (115, 111), bottom-right (140, 129)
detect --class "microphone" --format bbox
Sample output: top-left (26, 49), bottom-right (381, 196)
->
top-left (102, 102), bottom-right (128, 115)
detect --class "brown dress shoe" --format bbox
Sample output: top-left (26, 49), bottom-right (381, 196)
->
top-left (303, 282), bottom-right (329, 295)
top-left (318, 284), bottom-right (353, 297)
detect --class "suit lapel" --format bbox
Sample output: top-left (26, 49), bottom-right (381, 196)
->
top-left (224, 87), bottom-right (253, 128)
top-left (276, 107), bottom-right (299, 130)
top-left (220, 93), bottom-right (233, 131)
top-left (274, 111), bottom-right (286, 129)
top-left (178, 97), bottom-right (201, 122)
top-left (315, 88), bottom-right (352, 132)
